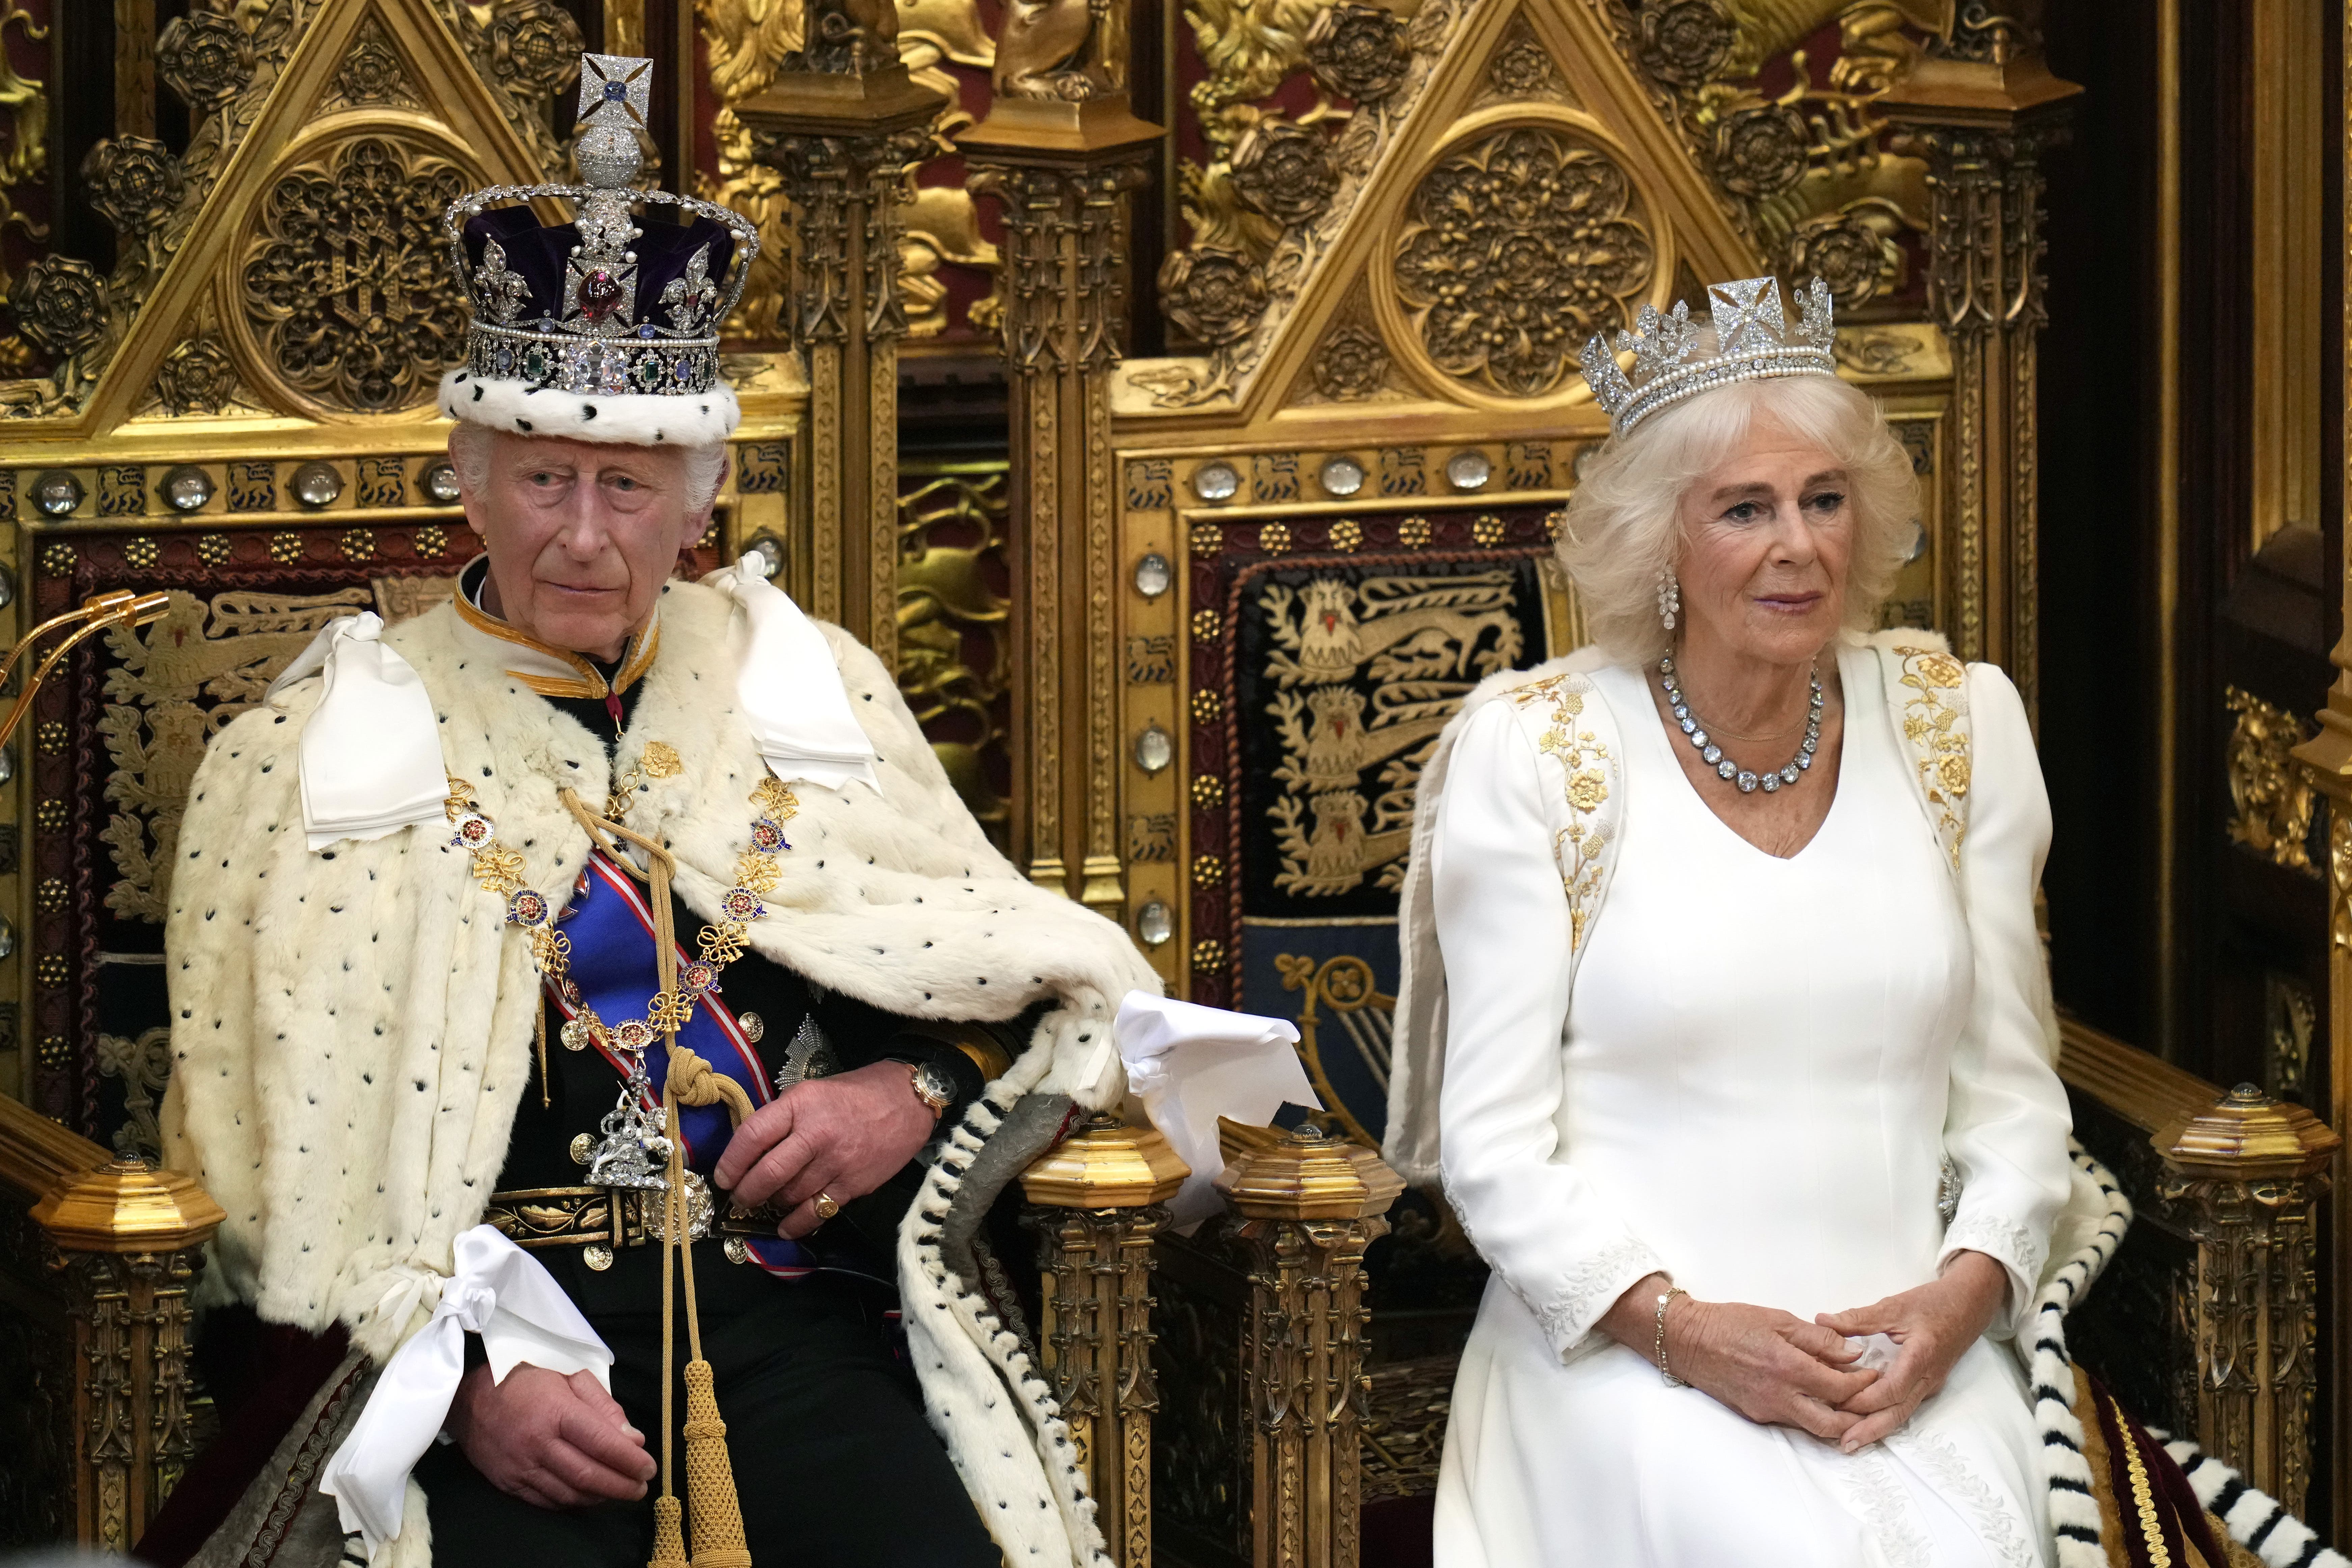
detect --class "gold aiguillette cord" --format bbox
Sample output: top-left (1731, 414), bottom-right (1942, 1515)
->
top-left (559, 791), bottom-right (752, 1568)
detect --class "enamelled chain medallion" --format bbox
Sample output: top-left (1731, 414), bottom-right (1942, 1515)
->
top-left (446, 770), bottom-right (801, 1193)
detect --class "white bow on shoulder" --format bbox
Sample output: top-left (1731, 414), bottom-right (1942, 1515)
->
top-left (713, 556), bottom-right (882, 792)
top-left (267, 613), bottom-right (449, 851)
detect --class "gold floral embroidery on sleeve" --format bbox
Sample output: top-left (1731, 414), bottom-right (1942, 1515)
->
top-left (1893, 647), bottom-right (1971, 869)
top-left (1505, 673), bottom-right (1615, 950)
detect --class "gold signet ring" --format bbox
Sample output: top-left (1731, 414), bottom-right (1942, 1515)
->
top-left (813, 1192), bottom-right (841, 1220)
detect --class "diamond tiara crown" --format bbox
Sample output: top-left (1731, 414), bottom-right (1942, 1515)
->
top-left (441, 53), bottom-right (759, 402)
top-left (1578, 276), bottom-right (1837, 439)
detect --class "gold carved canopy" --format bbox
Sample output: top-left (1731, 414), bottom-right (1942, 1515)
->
top-left (1101, 0), bottom-right (1963, 1003)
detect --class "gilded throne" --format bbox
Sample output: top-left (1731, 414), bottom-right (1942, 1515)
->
top-left (0, 0), bottom-right (2341, 1563)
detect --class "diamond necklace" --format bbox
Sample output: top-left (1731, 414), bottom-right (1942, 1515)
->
top-left (1657, 655), bottom-right (1822, 794)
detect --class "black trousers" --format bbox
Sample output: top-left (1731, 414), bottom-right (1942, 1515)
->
top-left (416, 1272), bottom-right (1002, 1568)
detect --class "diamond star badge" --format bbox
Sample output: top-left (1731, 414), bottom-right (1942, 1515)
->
top-left (1708, 277), bottom-right (1787, 356)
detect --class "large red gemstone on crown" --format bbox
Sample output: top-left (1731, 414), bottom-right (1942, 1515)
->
top-left (577, 268), bottom-right (624, 324)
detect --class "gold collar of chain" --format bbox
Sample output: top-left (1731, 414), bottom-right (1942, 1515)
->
top-left (444, 769), bottom-right (800, 1057)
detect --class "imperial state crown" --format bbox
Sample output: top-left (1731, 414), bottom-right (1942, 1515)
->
top-left (436, 53), bottom-right (759, 447)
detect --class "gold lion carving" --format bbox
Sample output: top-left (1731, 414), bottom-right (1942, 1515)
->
top-left (993, 0), bottom-right (1121, 101)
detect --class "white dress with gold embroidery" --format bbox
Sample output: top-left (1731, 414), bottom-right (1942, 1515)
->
top-left (1429, 646), bottom-right (2070, 1568)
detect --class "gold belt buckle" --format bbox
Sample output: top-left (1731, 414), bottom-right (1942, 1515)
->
top-left (486, 1177), bottom-right (703, 1270)
top-left (487, 1174), bottom-right (767, 1271)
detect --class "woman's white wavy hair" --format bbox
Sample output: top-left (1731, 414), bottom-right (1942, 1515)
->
top-left (445, 423), bottom-right (728, 516)
top-left (1556, 370), bottom-right (1918, 666)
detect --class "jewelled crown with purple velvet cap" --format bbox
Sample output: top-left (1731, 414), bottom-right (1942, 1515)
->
top-left (436, 53), bottom-right (759, 446)
top-left (1578, 276), bottom-right (1838, 441)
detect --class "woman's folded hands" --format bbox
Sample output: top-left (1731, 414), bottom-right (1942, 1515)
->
top-left (1603, 1274), bottom-right (1878, 1445)
top-left (1603, 1249), bottom-right (2010, 1451)
top-left (1812, 1249), bottom-right (2010, 1452)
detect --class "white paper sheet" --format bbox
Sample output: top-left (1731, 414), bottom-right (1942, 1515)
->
top-left (1114, 990), bottom-right (1322, 1229)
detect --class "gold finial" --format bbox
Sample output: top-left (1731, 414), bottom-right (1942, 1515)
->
top-left (1020, 1112), bottom-right (1190, 1208)
top-left (30, 1155), bottom-right (227, 1252)
top-left (1215, 1122), bottom-right (1404, 1221)
top-left (2156, 1082), bottom-right (2342, 1180)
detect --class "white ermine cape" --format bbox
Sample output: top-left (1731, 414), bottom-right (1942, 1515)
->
top-left (160, 575), bottom-right (1160, 1568)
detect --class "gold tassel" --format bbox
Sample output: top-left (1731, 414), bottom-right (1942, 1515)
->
top-left (558, 790), bottom-right (756, 1568)
top-left (648, 1496), bottom-right (689, 1568)
top-left (681, 1359), bottom-right (753, 1568)
top-left (646, 1148), bottom-right (689, 1568)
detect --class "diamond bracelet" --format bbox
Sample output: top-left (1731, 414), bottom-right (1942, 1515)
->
top-left (1655, 1285), bottom-right (1691, 1387)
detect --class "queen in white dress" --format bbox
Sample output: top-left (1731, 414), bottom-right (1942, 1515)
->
top-left (1386, 278), bottom-right (2074, 1568)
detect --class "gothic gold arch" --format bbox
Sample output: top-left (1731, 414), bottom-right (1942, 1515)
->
top-left (45, 0), bottom-right (547, 438)
top-left (1102, 0), bottom-right (1958, 1003)
top-left (1114, 0), bottom-right (1770, 436)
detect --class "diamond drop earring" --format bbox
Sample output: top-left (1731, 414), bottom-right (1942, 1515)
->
top-left (1657, 570), bottom-right (1679, 631)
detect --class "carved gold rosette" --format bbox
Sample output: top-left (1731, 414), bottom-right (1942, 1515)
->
top-left (232, 129), bottom-right (478, 417)
top-left (1379, 117), bottom-right (1657, 404)
top-left (2225, 686), bottom-right (2322, 875)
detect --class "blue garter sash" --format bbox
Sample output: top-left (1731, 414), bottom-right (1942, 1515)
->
top-left (552, 852), bottom-right (815, 1278)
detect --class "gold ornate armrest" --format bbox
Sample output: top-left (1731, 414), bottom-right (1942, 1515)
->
top-left (1018, 1112), bottom-right (1406, 1568)
top-left (1219, 1126), bottom-right (1404, 1568)
top-left (1, 1094), bottom-right (225, 1548)
top-left (1020, 1115), bottom-right (1188, 1568)
top-left (2058, 1017), bottom-right (2340, 1517)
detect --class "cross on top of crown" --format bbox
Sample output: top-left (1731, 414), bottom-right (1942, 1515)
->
top-left (579, 54), bottom-right (653, 130)
top-left (1707, 277), bottom-right (1794, 355)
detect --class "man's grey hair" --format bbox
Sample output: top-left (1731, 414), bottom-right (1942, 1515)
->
top-left (445, 423), bottom-right (727, 516)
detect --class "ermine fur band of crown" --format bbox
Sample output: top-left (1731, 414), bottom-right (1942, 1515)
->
top-left (1578, 276), bottom-right (1837, 440)
top-left (437, 53), bottom-right (759, 440)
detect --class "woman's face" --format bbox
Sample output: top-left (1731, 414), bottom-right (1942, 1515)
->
top-left (1672, 417), bottom-right (1852, 669)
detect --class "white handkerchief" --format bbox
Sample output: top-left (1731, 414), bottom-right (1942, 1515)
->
top-left (1844, 1333), bottom-right (1902, 1373)
top-left (1114, 991), bottom-right (1321, 1230)
top-left (268, 613), bottom-right (449, 851)
top-left (714, 557), bottom-right (882, 792)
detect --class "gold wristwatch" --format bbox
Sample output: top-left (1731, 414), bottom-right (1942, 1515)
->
top-left (904, 1059), bottom-right (955, 1120)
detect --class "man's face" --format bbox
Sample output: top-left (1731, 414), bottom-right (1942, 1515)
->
top-left (458, 433), bottom-right (709, 660)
